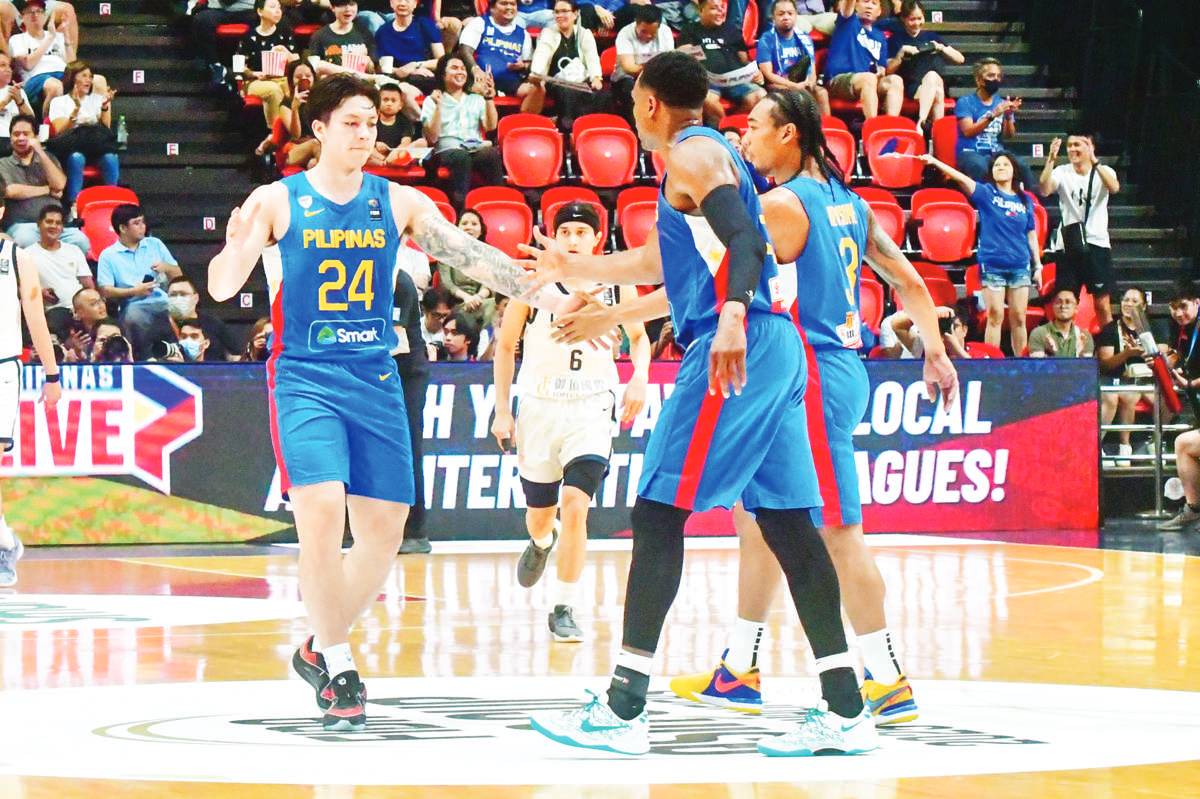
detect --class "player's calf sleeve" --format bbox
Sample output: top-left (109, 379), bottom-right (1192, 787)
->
top-left (621, 497), bottom-right (690, 655)
top-left (756, 508), bottom-right (863, 718)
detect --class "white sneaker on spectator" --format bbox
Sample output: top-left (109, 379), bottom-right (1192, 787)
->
top-left (1115, 443), bottom-right (1133, 468)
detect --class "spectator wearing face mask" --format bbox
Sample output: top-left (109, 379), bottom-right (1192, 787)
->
top-left (242, 317), bottom-right (273, 362)
top-left (176, 318), bottom-right (211, 362)
top-left (166, 276), bottom-right (241, 361)
top-left (955, 58), bottom-right (1035, 188)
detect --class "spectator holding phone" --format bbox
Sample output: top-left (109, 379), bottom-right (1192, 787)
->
top-left (97, 204), bottom-right (182, 360)
top-left (824, 0), bottom-right (902, 119)
top-left (1038, 130), bottom-right (1120, 328)
top-left (885, 0), bottom-right (962, 131)
top-left (923, 150), bottom-right (1042, 356)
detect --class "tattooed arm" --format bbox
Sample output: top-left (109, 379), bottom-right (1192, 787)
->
top-left (394, 184), bottom-right (568, 313)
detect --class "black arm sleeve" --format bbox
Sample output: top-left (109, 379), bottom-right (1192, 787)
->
top-left (700, 184), bottom-right (768, 308)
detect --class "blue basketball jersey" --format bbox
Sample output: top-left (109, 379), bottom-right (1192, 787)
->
top-left (475, 17), bottom-right (528, 79)
top-left (265, 172), bottom-right (401, 361)
top-left (780, 174), bottom-right (870, 351)
top-left (656, 125), bottom-right (787, 348)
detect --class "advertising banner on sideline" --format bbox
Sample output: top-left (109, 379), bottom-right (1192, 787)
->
top-left (4, 359), bottom-right (1098, 545)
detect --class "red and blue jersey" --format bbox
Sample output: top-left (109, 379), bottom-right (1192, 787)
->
top-left (656, 125), bottom-right (787, 349)
top-left (264, 172), bottom-right (401, 362)
top-left (779, 174), bottom-right (870, 351)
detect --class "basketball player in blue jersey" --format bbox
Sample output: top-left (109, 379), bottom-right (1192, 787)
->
top-left (668, 90), bottom-right (959, 734)
top-left (521, 51), bottom-right (877, 757)
top-left (208, 74), bottom-right (566, 732)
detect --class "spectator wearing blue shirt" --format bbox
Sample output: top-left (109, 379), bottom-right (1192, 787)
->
top-left (923, 151), bottom-right (1043, 356)
top-left (376, 0), bottom-right (445, 94)
top-left (516, 0), bottom-right (556, 28)
top-left (885, 0), bottom-right (962, 130)
top-left (823, 0), bottom-right (902, 119)
top-left (459, 0), bottom-right (534, 97)
top-left (757, 0), bottom-right (829, 116)
top-left (96, 204), bottom-right (183, 360)
top-left (954, 58), bottom-right (1036, 188)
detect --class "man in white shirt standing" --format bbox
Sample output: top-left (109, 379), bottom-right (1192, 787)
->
top-left (1039, 130), bottom-right (1121, 328)
top-left (612, 4), bottom-right (673, 124)
top-left (27, 202), bottom-right (91, 337)
top-left (7, 0), bottom-right (74, 115)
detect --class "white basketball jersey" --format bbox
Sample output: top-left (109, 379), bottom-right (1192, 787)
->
top-left (517, 283), bottom-right (620, 401)
top-left (0, 241), bottom-right (22, 361)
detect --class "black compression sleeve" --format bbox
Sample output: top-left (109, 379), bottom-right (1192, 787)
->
top-left (699, 184), bottom-right (768, 308)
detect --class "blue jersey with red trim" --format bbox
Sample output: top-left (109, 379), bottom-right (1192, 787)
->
top-left (780, 174), bottom-right (870, 351)
top-left (656, 125), bottom-right (786, 349)
top-left (264, 172), bottom-right (401, 361)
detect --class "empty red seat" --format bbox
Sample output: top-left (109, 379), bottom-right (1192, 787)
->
top-left (571, 113), bottom-right (632, 148)
top-left (76, 185), bottom-right (137, 217)
top-left (414, 186), bottom-right (456, 223)
top-left (965, 341), bottom-right (1005, 359)
top-left (854, 187), bottom-right (905, 247)
top-left (914, 201), bottom-right (976, 262)
top-left (503, 126), bottom-right (563, 187)
top-left (215, 23), bottom-right (249, 40)
top-left (821, 114), bottom-right (849, 132)
top-left (599, 47), bottom-right (616, 79)
top-left (651, 150), bottom-right (666, 183)
top-left (922, 276), bottom-right (958, 307)
top-left (824, 127), bottom-right (857, 178)
top-left (497, 112), bottom-right (555, 145)
top-left (617, 186), bottom-right (658, 249)
top-left (292, 23), bottom-right (320, 40)
top-left (931, 115), bottom-right (958, 168)
top-left (575, 126), bottom-right (638, 187)
top-left (722, 113), bottom-right (750, 134)
top-left (911, 260), bottom-right (950, 282)
top-left (911, 187), bottom-right (969, 215)
top-left (862, 114), bottom-right (916, 142)
top-left (859, 278), bottom-right (884, 334)
top-left (465, 187), bottom-right (532, 259)
top-left (865, 129), bottom-right (926, 188)
top-left (741, 0), bottom-right (758, 46)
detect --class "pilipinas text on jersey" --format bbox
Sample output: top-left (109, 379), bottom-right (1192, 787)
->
top-left (778, 175), bottom-right (870, 350)
top-left (263, 172), bottom-right (401, 360)
top-left (654, 126), bottom-right (787, 349)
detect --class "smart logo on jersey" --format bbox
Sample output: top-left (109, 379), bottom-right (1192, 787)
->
top-left (308, 319), bottom-right (387, 350)
top-left (0, 365), bottom-right (202, 493)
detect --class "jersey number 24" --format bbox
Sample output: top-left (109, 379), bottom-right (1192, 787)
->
top-left (318, 259), bottom-right (375, 311)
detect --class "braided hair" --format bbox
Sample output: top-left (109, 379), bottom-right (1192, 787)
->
top-left (763, 89), bottom-right (846, 192)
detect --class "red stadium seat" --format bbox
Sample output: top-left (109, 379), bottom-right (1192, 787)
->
top-left (497, 112), bottom-right (555, 145)
top-left (79, 202), bottom-right (124, 261)
top-left (475, 0), bottom-right (487, 15)
top-left (865, 129), bottom-right (926, 188)
top-left (570, 113), bottom-right (632, 148)
top-left (965, 341), bottom-right (1005, 359)
top-left (75, 185), bottom-right (137, 218)
top-left (1032, 198), bottom-right (1049, 251)
top-left (651, 150), bottom-right (666, 183)
top-left (599, 47), bottom-right (616, 79)
top-left (1039, 260), bottom-right (1057, 297)
top-left (911, 261), bottom-right (950, 282)
top-left (862, 114), bottom-right (916, 142)
top-left (1075, 287), bottom-right (1101, 335)
top-left (215, 23), bottom-right (249, 41)
top-left (412, 183), bottom-right (456, 224)
top-left (867, 345), bottom-right (890, 359)
top-left (575, 126), bottom-right (638, 187)
top-left (859, 278), bottom-right (884, 333)
top-left (723, 113), bottom-right (750, 134)
top-left (931, 115), bottom-right (958, 168)
top-left (617, 186), bottom-right (658, 249)
top-left (964, 263), bottom-right (982, 295)
top-left (824, 127), bottom-right (857, 179)
top-left (821, 114), bottom-right (849, 132)
top-left (911, 187), bottom-right (969, 215)
top-left (502, 126), bottom-right (563, 187)
top-left (914, 201), bottom-right (976, 262)
top-left (922, 276), bottom-right (958, 307)
top-left (854, 187), bottom-right (904, 247)
top-left (293, 23), bottom-right (320, 40)
top-left (465, 187), bottom-right (532, 259)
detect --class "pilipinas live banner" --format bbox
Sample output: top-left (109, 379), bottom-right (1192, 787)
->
top-left (0, 359), bottom-right (1098, 545)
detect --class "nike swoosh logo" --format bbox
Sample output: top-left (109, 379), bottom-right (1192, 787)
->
top-left (712, 674), bottom-right (750, 693)
top-left (378, 372), bottom-right (392, 381)
top-left (580, 720), bottom-right (625, 733)
top-left (304, 208), bottom-right (325, 218)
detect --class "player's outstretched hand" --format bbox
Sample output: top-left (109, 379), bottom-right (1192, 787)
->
top-left (709, 303), bottom-right (747, 398)
top-left (552, 291), bottom-right (619, 348)
top-left (924, 349), bottom-right (959, 411)
top-left (517, 228), bottom-right (570, 290)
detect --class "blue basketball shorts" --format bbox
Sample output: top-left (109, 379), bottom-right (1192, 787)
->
top-left (266, 353), bottom-right (415, 505)
top-left (803, 345), bottom-right (870, 527)
top-left (638, 312), bottom-right (823, 516)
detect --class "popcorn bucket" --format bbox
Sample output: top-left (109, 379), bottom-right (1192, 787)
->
top-left (342, 52), bottom-right (370, 73)
top-left (261, 49), bottom-right (287, 77)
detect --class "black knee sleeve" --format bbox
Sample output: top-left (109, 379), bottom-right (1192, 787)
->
top-left (562, 457), bottom-right (608, 499)
top-left (521, 478), bottom-right (560, 509)
top-left (622, 498), bottom-right (691, 653)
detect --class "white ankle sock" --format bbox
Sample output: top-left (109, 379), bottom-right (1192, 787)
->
top-left (551, 574), bottom-right (580, 608)
top-left (858, 629), bottom-right (902, 684)
top-left (531, 531), bottom-right (554, 550)
top-left (615, 649), bottom-right (653, 678)
top-left (0, 518), bottom-right (13, 550)
top-left (322, 642), bottom-right (356, 678)
top-left (724, 617), bottom-right (766, 674)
